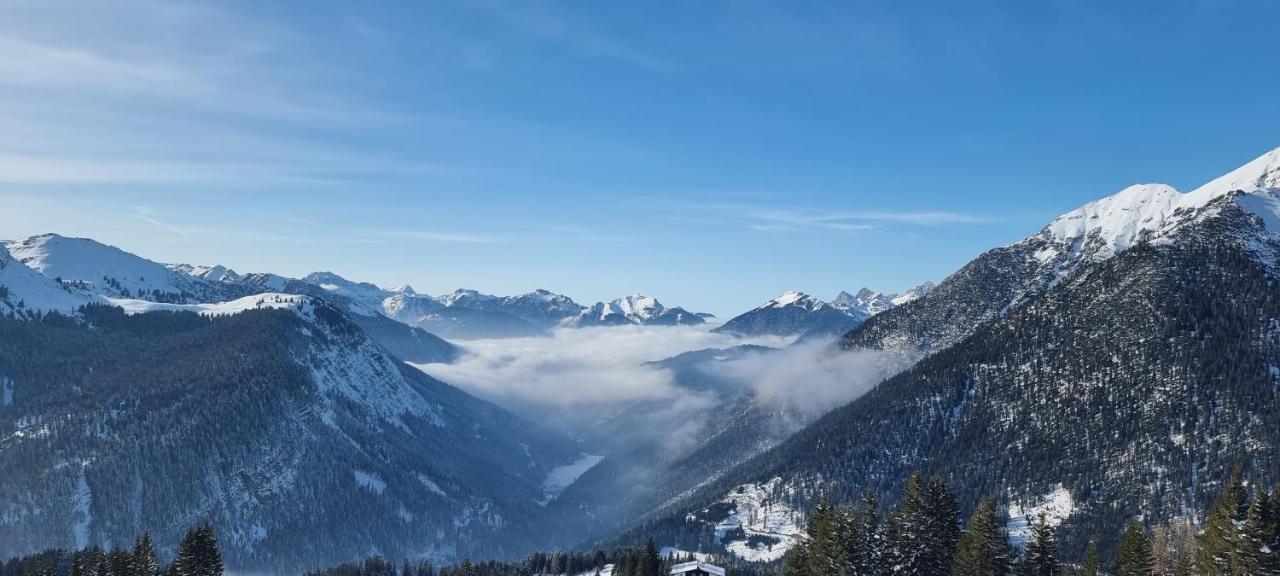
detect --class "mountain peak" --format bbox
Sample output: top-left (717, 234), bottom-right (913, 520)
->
top-left (762, 291), bottom-right (825, 311)
top-left (1035, 146), bottom-right (1280, 263)
top-left (1187, 146), bottom-right (1280, 199)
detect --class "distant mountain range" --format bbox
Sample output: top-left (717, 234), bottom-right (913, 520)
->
top-left (712, 283), bottom-right (934, 338)
top-left (0, 235), bottom-right (717, 340)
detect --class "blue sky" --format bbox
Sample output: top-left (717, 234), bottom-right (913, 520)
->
top-left (1, 0), bottom-right (1278, 315)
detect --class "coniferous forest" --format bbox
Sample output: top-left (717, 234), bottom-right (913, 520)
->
top-left (9, 468), bottom-right (1279, 576)
top-left (2, 525), bottom-right (222, 576)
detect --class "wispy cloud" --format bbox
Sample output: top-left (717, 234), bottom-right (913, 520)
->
top-left (361, 230), bottom-right (505, 244)
top-left (472, 0), bottom-right (667, 72)
top-left (750, 208), bottom-right (993, 231)
top-left (0, 1), bottom-right (449, 189)
top-left (660, 198), bottom-right (995, 233)
top-left (131, 205), bottom-right (189, 236)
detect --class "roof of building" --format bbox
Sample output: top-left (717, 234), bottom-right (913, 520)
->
top-left (670, 561), bottom-right (725, 576)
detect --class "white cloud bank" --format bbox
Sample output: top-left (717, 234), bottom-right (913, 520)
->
top-left (412, 325), bottom-right (791, 409)
top-left (712, 338), bottom-right (908, 415)
top-left (412, 325), bottom-right (906, 424)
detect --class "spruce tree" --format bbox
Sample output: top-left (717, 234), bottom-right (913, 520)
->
top-left (835, 503), bottom-right (864, 574)
top-left (175, 524), bottom-right (223, 576)
top-left (1023, 513), bottom-right (1058, 576)
top-left (853, 490), bottom-right (882, 576)
top-left (130, 534), bottom-right (159, 576)
top-left (1245, 489), bottom-right (1276, 575)
top-left (1080, 540), bottom-right (1100, 576)
top-left (780, 546), bottom-right (809, 576)
top-left (952, 498), bottom-right (1012, 576)
top-left (1115, 520), bottom-right (1153, 576)
top-left (70, 551), bottom-right (89, 576)
top-left (1198, 470), bottom-right (1250, 576)
top-left (639, 538), bottom-right (661, 576)
top-left (922, 476), bottom-right (960, 575)
top-left (93, 548), bottom-right (110, 576)
top-left (884, 473), bottom-right (929, 575)
top-left (802, 493), bottom-right (847, 576)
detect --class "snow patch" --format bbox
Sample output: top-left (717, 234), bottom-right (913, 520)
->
top-left (71, 468), bottom-right (92, 548)
top-left (541, 453), bottom-right (603, 503)
top-left (353, 470), bottom-right (386, 495)
top-left (707, 478), bottom-right (802, 562)
top-left (1006, 484), bottom-right (1076, 547)
top-left (109, 293), bottom-right (312, 318)
top-left (763, 291), bottom-right (820, 310)
top-left (417, 473), bottom-right (448, 496)
top-left (660, 548), bottom-right (714, 563)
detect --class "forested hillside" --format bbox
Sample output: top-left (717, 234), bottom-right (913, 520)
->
top-left (0, 304), bottom-right (576, 572)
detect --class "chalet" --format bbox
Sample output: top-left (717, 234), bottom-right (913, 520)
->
top-left (670, 561), bottom-right (725, 576)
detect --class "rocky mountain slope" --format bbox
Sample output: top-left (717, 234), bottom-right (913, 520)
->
top-left (625, 147), bottom-right (1280, 562)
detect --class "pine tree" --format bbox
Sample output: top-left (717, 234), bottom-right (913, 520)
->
top-left (1245, 489), bottom-right (1276, 575)
top-left (1198, 470), bottom-right (1250, 576)
top-left (1264, 489), bottom-right (1280, 576)
top-left (853, 490), bottom-right (882, 576)
top-left (1080, 540), bottom-right (1101, 576)
top-left (780, 546), bottom-right (809, 576)
top-left (130, 534), bottom-right (159, 576)
top-left (951, 498), bottom-right (1012, 576)
top-left (92, 548), bottom-right (110, 576)
top-left (884, 472), bottom-right (928, 575)
top-left (1023, 513), bottom-right (1058, 576)
top-left (70, 551), bottom-right (89, 576)
top-left (835, 503), bottom-right (864, 574)
top-left (922, 476), bottom-right (960, 575)
top-left (1115, 519), bottom-right (1153, 576)
top-left (175, 524), bottom-right (223, 576)
top-left (802, 493), bottom-right (847, 576)
top-left (639, 538), bottom-right (661, 576)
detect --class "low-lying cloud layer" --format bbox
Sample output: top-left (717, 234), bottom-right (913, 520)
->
top-left (413, 325), bottom-right (904, 426)
top-left (413, 325), bottom-right (789, 410)
top-left (712, 338), bottom-right (908, 415)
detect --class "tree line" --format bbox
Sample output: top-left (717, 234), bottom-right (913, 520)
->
top-left (2, 525), bottom-right (222, 576)
top-left (8, 468), bottom-right (1280, 576)
top-left (781, 469), bottom-right (1280, 576)
top-left (304, 537), bottom-right (770, 576)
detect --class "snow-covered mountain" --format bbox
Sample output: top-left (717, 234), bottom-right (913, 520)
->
top-left (830, 282), bottom-right (934, 317)
top-left (830, 288), bottom-right (892, 316)
top-left (848, 147), bottom-right (1280, 361)
top-left (713, 291), bottom-right (863, 337)
top-left (716, 283), bottom-right (934, 339)
top-left (302, 271), bottom-right (395, 316)
top-left (568, 294), bottom-right (706, 327)
top-left (3, 234), bottom-right (239, 304)
top-left (384, 290), bottom-right (544, 339)
top-left (0, 244), bottom-right (102, 318)
top-left (638, 146), bottom-right (1280, 563)
top-left (0, 293), bottom-right (579, 572)
top-left (434, 288), bottom-right (585, 330)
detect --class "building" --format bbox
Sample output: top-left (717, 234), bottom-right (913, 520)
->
top-left (670, 561), bottom-right (725, 576)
